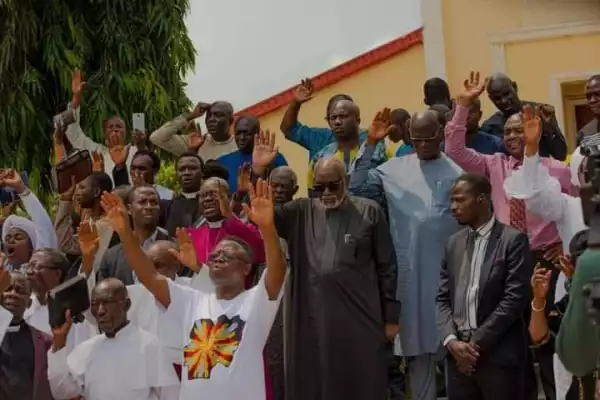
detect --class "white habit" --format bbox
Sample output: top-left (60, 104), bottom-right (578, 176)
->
top-left (47, 323), bottom-right (180, 400)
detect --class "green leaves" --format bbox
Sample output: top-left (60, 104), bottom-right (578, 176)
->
top-left (0, 0), bottom-right (195, 207)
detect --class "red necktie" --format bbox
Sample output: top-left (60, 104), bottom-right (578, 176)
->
top-left (509, 161), bottom-right (528, 233)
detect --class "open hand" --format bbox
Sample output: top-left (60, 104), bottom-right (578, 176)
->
top-left (523, 104), bottom-right (542, 152)
top-left (51, 310), bottom-right (73, 352)
top-left (294, 78), bottom-right (314, 104)
top-left (252, 129), bottom-right (279, 168)
top-left (91, 151), bottom-right (104, 172)
top-left (191, 102), bottom-right (211, 119)
top-left (100, 191), bottom-right (130, 234)
top-left (242, 179), bottom-right (274, 229)
top-left (531, 264), bottom-right (551, 300)
top-left (539, 104), bottom-right (556, 124)
top-left (71, 70), bottom-right (86, 99)
top-left (107, 132), bottom-right (130, 168)
top-left (456, 71), bottom-right (487, 107)
top-left (60, 176), bottom-right (77, 202)
top-left (368, 108), bottom-right (393, 144)
top-left (168, 228), bottom-right (200, 272)
top-left (237, 163), bottom-right (252, 194)
top-left (78, 219), bottom-right (99, 258)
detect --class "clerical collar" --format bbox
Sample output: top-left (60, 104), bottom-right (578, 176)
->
top-left (7, 320), bottom-right (25, 333)
top-left (207, 220), bottom-right (224, 229)
top-left (181, 191), bottom-right (198, 199)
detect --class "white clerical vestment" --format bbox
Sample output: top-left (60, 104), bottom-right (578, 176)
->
top-left (47, 323), bottom-right (180, 400)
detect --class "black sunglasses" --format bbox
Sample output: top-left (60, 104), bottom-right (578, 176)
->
top-left (312, 180), bottom-right (344, 195)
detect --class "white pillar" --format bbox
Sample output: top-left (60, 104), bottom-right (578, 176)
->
top-left (420, 0), bottom-right (448, 80)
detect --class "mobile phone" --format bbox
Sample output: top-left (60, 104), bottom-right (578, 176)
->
top-left (0, 172), bottom-right (29, 205)
top-left (53, 108), bottom-right (76, 133)
top-left (132, 113), bottom-right (145, 132)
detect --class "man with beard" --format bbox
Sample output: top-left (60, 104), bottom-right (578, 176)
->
top-left (445, 71), bottom-right (575, 400)
top-left (97, 186), bottom-right (169, 285)
top-left (482, 72), bottom-right (567, 160)
top-left (48, 278), bottom-right (179, 399)
top-left (0, 270), bottom-right (53, 400)
top-left (161, 152), bottom-right (204, 237)
top-left (217, 115), bottom-right (287, 194)
top-left (350, 107), bottom-right (463, 400)
top-left (150, 101), bottom-right (238, 161)
top-left (253, 133), bottom-right (399, 400)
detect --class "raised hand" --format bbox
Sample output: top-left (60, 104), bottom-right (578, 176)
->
top-left (60, 176), bottom-right (77, 202)
top-left (531, 265), bottom-right (551, 301)
top-left (252, 129), bottom-right (279, 168)
top-left (1, 169), bottom-right (26, 194)
top-left (523, 104), bottom-right (542, 152)
top-left (368, 108), bottom-right (392, 144)
top-left (107, 133), bottom-right (130, 168)
top-left (51, 310), bottom-right (73, 352)
top-left (0, 263), bottom-right (10, 294)
top-left (242, 178), bottom-right (274, 229)
top-left (190, 102), bottom-right (211, 119)
top-left (237, 163), bottom-right (252, 194)
top-left (218, 183), bottom-right (233, 219)
top-left (132, 130), bottom-right (148, 150)
top-left (71, 69), bottom-right (86, 99)
top-left (556, 254), bottom-right (575, 279)
top-left (91, 151), bottom-right (104, 172)
top-left (78, 219), bottom-right (99, 258)
top-left (294, 78), bottom-right (314, 104)
top-left (100, 191), bottom-right (130, 234)
top-left (456, 71), bottom-right (487, 107)
top-left (168, 227), bottom-right (200, 272)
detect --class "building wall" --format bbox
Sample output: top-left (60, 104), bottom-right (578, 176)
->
top-left (259, 44), bottom-right (426, 196)
top-left (431, 0), bottom-right (600, 123)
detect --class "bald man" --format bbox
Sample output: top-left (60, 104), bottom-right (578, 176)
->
top-left (150, 100), bottom-right (239, 161)
top-left (351, 108), bottom-right (464, 400)
top-left (482, 73), bottom-right (567, 160)
top-left (271, 155), bottom-right (399, 400)
top-left (48, 278), bottom-right (179, 399)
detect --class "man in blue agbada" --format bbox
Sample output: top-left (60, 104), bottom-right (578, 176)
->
top-left (350, 107), bottom-right (463, 400)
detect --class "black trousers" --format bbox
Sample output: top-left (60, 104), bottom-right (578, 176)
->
top-left (445, 357), bottom-right (522, 400)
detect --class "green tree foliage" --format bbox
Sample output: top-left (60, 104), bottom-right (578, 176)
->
top-left (0, 0), bottom-right (196, 204)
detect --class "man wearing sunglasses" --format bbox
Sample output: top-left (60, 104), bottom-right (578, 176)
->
top-left (252, 146), bottom-right (400, 400)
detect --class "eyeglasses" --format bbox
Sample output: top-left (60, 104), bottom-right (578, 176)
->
top-left (312, 180), bottom-right (344, 196)
top-left (207, 249), bottom-right (251, 265)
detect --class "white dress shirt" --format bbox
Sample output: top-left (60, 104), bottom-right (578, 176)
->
top-left (443, 217), bottom-right (495, 346)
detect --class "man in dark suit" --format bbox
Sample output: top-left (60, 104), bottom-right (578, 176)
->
top-left (436, 173), bottom-right (533, 400)
top-left (98, 185), bottom-right (169, 285)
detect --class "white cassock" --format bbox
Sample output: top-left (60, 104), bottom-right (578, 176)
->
top-left (47, 323), bottom-right (180, 400)
top-left (0, 306), bottom-right (12, 344)
top-left (24, 295), bottom-right (98, 354)
top-left (126, 269), bottom-right (215, 365)
top-left (504, 152), bottom-right (586, 400)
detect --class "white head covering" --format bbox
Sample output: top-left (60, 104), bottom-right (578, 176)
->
top-left (2, 215), bottom-right (37, 248)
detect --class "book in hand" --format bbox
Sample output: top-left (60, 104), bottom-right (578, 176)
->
top-left (48, 273), bottom-right (90, 329)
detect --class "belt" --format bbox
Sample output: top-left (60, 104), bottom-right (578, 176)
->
top-left (457, 330), bottom-right (476, 342)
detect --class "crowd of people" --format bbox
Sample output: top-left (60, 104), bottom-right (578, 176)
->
top-left (0, 65), bottom-right (598, 400)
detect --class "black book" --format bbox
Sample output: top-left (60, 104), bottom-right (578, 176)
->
top-left (48, 274), bottom-right (90, 329)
